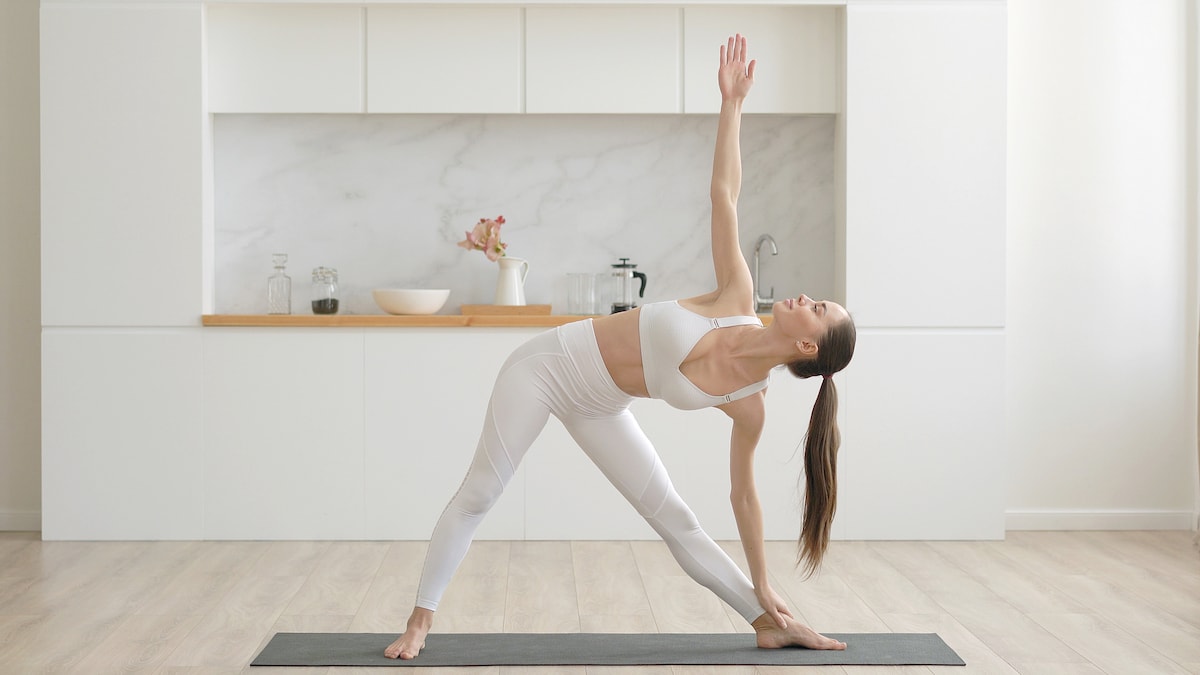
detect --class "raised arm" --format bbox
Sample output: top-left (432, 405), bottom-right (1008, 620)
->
top-left (709, 35), bottom-right (757, 298)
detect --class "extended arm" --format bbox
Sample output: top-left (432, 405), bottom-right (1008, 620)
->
top-left (721, 392), bottom-right (794, 628)
top-left (709, 35), bottom-right (757, 297)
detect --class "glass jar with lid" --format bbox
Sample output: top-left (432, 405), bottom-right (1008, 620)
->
top-left (311, 267), bottom-right (339, 315)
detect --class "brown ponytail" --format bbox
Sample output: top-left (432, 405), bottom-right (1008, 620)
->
top-left (787, 316), bottom-right (856, 576)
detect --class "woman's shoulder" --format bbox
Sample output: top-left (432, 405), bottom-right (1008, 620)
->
top-left (677, 290), bottom-right (756, 319)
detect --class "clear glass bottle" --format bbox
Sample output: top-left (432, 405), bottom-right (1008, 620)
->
top-left (267, 253), bottom-right (291, 315)
top-left (311, 266), bottom-right (339, 315)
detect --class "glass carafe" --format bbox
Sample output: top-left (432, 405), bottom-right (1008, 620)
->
top-left (267, 253), bottom-right (291, 315)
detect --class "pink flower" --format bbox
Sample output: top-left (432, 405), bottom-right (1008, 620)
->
top-left (457, 215), bottom-right (509, 262)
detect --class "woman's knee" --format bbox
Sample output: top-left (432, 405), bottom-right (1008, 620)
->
top-left (449, 472), bottom-right (505, 517)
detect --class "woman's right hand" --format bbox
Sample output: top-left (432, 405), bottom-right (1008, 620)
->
top-left (754, 584), bottom-right (795, 629)
top-left (718, 34), bottom-right (756, 101)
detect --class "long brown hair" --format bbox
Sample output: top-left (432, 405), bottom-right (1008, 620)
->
top-left (787, 315), bottom-right (856, 576)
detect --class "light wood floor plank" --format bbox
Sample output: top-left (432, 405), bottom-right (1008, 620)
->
top-left (378, 541), bottom-right (429, 578)
top-left (674, 665), bottom-right (758, 675)
top-left (587, 663), bottom-right (673, 675)
top-left (869, 541), bottom-right (1087, 668)
top-left (1079, 531), bottom-right (1200, 580)
top-left (505, 541), bottom-right (580, 632)
top-left (347, 574), bottom-right (418, 632)
top-left (134, 541), bottom-right (271, 617)
top-left (1003, 532), bottom-right (1200, 631)
top-left (72, 612), bottom-right (204, 674)
top-left (281, 542), bottom-right (390, 617)
top-left (1026, 611), bottom-right (1192, 674)
top-left (1004, 665), bottom-right (1106, 675)
top-left (642, 575), bottom-right (739, 634)
top-left (756, 666), bottom-right (846, 675)
top-left (763, 542), bottom-right (888, 633)
top-left (248, 541), bottom-right (333, 578)
top-left (163, 574), bottom-right (308, 668)
top-left (573, 541), bottom-right (654, 618)
top-left (822, 542), bottom-right (946, 615)
top-left (927, 541), bottom-right (1089, 615)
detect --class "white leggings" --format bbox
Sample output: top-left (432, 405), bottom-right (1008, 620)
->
top-left (415, 319), bottom-right (765, 623)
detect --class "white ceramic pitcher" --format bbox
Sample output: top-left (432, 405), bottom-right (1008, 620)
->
top-left (494, 256), bottom-right (529, 305)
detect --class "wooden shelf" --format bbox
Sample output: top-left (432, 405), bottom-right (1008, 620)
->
top-left (201, 314), bottom-right (596, 327)
top-left (202, 313), bottom-right (773, 328)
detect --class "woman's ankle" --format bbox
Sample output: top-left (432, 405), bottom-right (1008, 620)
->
top-left (750, 612), bottom-right (777, 632)
top-left (407, 607), bottom-right (435, 629)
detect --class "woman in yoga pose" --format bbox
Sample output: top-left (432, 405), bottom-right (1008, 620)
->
top-left (386, 34), bottom-right (856, 660)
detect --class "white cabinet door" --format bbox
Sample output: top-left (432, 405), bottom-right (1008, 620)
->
top-left (683, 7), bottom-right (838, 114)
top-left (843, 2), bottom-right (1006, 327)
top-left (367, 7), bottom-right (521, 114)
top-left (525, 7), bottom-right (680, 114)
top-left (203, 330), bottom-right (366, 539)
top-left (42, 330), bottom-right (204, 540)
top-left (837, 330), bottom-right (1005, 540)
top-left (364, 329), bottom-right (527, 540)
top-left (40, 4), bottom-right (204, 327)
top-left (206, 4), bottom-right (363, 113)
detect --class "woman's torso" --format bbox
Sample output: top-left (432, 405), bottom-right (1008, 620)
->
top-left (591, 294), bottom-right (765, 407)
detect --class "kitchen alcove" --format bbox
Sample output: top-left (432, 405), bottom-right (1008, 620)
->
top-left (210, 113), bottom-right (839, 316)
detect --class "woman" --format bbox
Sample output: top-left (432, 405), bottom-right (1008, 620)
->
top-left (386, 34), bottom-right (855, 660)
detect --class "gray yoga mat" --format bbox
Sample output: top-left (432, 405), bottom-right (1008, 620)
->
top-left (251, 632), bottom-right (965, 667)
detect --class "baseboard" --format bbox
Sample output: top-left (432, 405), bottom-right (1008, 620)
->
top-left (0, 510), bottom-right (41, 532)
top-left (1006, 508), bottom-right (1194, 531)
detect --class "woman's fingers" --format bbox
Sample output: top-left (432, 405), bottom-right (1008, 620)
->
top-left (746, 59), bottom-right (756, 80)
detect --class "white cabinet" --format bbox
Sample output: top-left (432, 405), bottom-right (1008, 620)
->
top-left (40, 4), bottom-right (204, 327)
top-left (843, 2), bottom-right (1006, 328)
top-left (525, 7), bottom-right (681, 114)
top-left (683, 6), bottom-right (839, 114)
top-left (206, 4), bottom-right (363, 113)
top-left (838, 330), bottom-right (1005, 540)
top-left (367, 7), bottom-right (522, 114)
top-left (202, 330), bottom-right (366, 539)
top-left (364, 329), bottom-right (526, 540)
top-left (42, 330), bottom-right (204, 540)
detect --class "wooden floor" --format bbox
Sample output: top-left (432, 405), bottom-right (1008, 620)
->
top-left (0, 531), bottom-right (1197, 674)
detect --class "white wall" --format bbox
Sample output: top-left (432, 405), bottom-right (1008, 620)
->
top-left (1007, 0), bottom-right (1199, 529)
top-left (0, 0), bottom-right (41, 531)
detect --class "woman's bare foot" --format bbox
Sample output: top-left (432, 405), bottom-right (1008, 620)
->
top-left (384, 608), bottom-right (434, 659)
top-left (752, 613), bottom-right (846, 650)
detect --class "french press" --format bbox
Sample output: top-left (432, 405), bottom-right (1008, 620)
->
top-left (610, 258), bottom-right (648, 313)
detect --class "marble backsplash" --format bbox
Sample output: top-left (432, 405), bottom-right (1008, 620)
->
top-left (213, 113), bottom-right (835, 315)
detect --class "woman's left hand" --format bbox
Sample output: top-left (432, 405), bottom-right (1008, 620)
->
top-left (755, 584), bottom-right (795, 629)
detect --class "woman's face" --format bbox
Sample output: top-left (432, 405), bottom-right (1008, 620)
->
top-left (772, 294), bottom-right (849, 345)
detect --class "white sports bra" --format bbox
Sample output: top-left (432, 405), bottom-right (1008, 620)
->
top-left (638, 301), bottom-right (769, 411)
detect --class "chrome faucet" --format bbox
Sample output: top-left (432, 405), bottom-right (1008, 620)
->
top-left (753, 234), bottom-right (778, 313)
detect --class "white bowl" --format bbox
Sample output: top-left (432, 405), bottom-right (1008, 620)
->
top-left (373, 289), bottom-right (451, 315)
